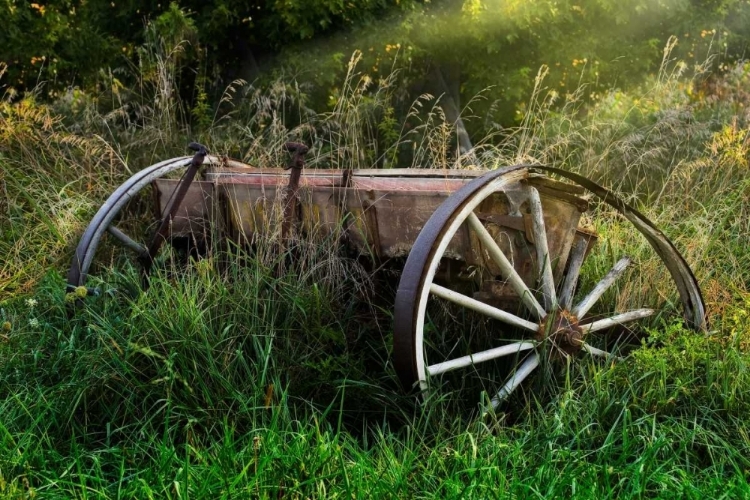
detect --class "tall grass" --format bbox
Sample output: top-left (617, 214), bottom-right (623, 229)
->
top-left (3, 267), bottom-right (750, 497)
top-left (2, 44), bottom-right (750, 497)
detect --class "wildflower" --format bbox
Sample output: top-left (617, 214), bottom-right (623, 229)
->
top-left (25, 298), bottom-right (38, 308)
top-left (29, 318), bottom-right (39, 328)
top-left (75, 286), bottom-right (88, 298)
top-left (2, 321), bottom-right (10, 332)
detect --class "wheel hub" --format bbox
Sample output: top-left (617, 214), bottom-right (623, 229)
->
top-left (537, 309), bottom-right (584, 357)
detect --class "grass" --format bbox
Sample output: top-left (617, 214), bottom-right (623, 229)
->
top-left (3, 274), bottom-right (750, 497)
top-left (2, 47), bottom-right (750, 497)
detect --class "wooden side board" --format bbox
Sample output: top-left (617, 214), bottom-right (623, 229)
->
top-left (152, 166), bottom-right (591, 304)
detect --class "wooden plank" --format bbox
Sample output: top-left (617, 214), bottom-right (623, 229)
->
top-left (352, 168), bottom-right (486, 178)
top-left (209, 163), bottom-right (487, 179)
top-left (528, 187), bottom-right (557, 310)
top-left (351, 177), bottom-right (471, 192)
top-left (208, 170), bottom-right (475, 193)
top-left (527, 173), bottom-right (586, 195)
top-left (206, 172), bottom-right (339, 188)
top-left (467, 212), bottom-right (546, 319)
top-left (572, 257), bottom-right (632, 319)
top-left (152, 180), bottom-right (215, 237)
top-left (339, 188), bottom-right (453, 258)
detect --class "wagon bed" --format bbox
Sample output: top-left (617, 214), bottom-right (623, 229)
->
top-left (155, 160), bottom-right (591, 282)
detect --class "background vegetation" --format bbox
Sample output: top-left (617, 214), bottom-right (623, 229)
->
top-left (2, 0), bottom-right (750, 497)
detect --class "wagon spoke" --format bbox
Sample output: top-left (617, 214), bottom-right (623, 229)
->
top-left (528, 187), bottom-right (556, 310)
top-left (430, 284), bottom-right (540, 332)
top-left (571, 257), bottom-right (631, 319)
top-left (466, 212), bottom-right (546, 318)
top-left (427, 342), bottom-right (535, 376)
top-left (107, 225), bottom-right (147, 255)
top-left (490, 353), bottom-right (540, 409)
top-left (582, 343), bottom-right (623, 361)
top-left (581, 308), bottom-right (654, 334)
top-left (558, 234), bottom-right (589, 310)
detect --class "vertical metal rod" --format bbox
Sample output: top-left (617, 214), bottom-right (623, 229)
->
top-left (281, 142), bottom-right (309, 240)
top-left (140, 143), bottom-right (207, 273)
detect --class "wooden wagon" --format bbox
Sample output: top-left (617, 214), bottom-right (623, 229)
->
top-left (68, 143), bottom-right (706, 410)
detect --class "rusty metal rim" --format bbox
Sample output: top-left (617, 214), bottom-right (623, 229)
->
top-left (66, 155), bottom-right (200, 290)
top-left (392, 165), bottom-right (707, 393)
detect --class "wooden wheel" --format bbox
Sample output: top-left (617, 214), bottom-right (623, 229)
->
top-left (67, 145), bottom-right (212, 294)
top-left (393, 166), bottom-right (705, 411)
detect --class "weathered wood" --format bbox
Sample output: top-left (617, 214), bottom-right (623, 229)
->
top-left (427, 341), bottom-right (535, 376)
top-left (581, 308), bottom-right (654, 333)
top-left (211, 165), bottom-right (488, 178)
top-left (208, 170), bottom-right (476, 192)
top-left (490, 353), bottom-right (539, 409)
top-left (152, 180), bottom-right (215, 237)
top-left (466, 212), bottom-right (546, 319)
top-left (558, 233), bottom-right (589, 309)
top-left (107, 225), bottom-right (146, 255)
top-left (476, 213), bottom-right (528, 235)
top-left (153, 161), bottom-right (593, 314)
top-left (527, 176), bottom-right (589, 212)
top-left (430, 283), bottom-right (539, 332)
top-left (341, 189), bottom-right (454, 258)
top-left (582, 343), bottom-right (622, 360)
top-left (572, 257), bottom-right (632, 319)
top-left (528, 187), bottom-right (556, 311)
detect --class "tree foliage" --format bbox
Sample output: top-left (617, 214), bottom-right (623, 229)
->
top-left (275, 0), bottom-right (749, 131)
top-left (0, 0), bottom-right (418, 93)
top-left (2, 0), bottom-right (748, 130)
top-left (0, 1), bottom-right (118, 92)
